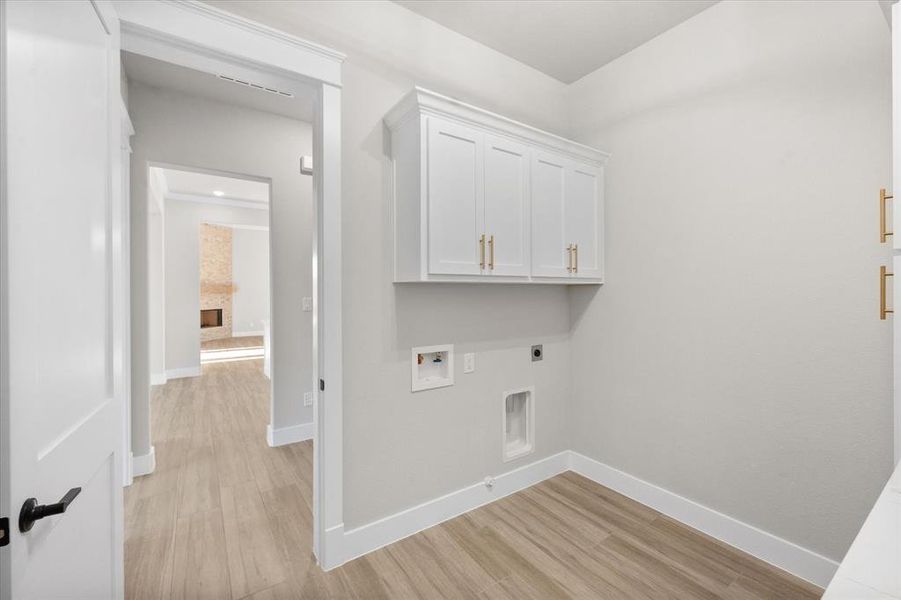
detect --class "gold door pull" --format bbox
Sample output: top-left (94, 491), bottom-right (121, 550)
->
top-left (479, 234), bottom-right (486, 269)
top-left (881, 265), bottom-right (894, 320)
top-left (566, 244), bottom-right (574, 273)
top-left (881, 188), bottom-right (894, 243)
top-left (488, 235), bottom-right (495, 270)
top-left (573, 244), bottom-right (579, 274)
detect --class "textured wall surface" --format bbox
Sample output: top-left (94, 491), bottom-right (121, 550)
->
top-left (199, 223), bottom-right (232, 342)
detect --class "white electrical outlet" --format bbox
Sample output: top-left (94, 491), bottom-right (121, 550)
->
top-left (463, 353), bottom-right (475, 373)
top-left (302, 297), bottom-right (313, 312)
top-left (303, 392), bottom-right (313, 406)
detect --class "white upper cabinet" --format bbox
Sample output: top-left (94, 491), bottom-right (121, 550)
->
top-left (386, 87), bottom-right (608, 284)
top-left (426, 117), bottom-right (485, 275)
top-left (531, 152), bottom-right (568, 278)
top-left (566, 162), bottom-right (603, 279)
top-left (484, 134), bottom-right (530, 277)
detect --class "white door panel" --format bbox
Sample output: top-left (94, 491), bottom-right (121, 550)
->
top-left (427, 117), bottom-right (484, 275)
top-left (4, 1), bottom-right (123, 598)
top-left (895, 255), bottom-right (901, 465)
top-left (531, 153), bottom-right (568, 278)
top-left (894, 6), bottom-right (901, 252)
top-left (484, 135), bottom-right (529, 276)
top-left (566, 163), bottom-right (602, 279)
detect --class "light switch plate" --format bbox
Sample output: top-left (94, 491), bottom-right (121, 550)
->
top-left (302, 297), bottom-right (313, 312)
top-left (463, 353), bottom-right (475, 373)
top-left (303, 392), bottom-right (313, 406)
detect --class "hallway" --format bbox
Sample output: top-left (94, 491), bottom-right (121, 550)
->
top-left (124, 337), bottom-right (322, 599)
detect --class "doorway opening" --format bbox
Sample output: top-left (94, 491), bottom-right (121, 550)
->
top-left (122, 48), bottom-right (323, 596)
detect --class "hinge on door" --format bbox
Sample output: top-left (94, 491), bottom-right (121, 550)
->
top-left (0, 517), bottom-right (9, 547)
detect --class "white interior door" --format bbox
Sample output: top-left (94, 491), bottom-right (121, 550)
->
top-left (531, 152), bottom-right (569, 278)
top-left (893, 4), bottom-right (901, 254)
top-left (2, 2), bottom-right (124, 599)
top-left (893, 4), bottom-right (901, 467)
top-left (566, 162), bottom-right (603, 280)
top-left (484, 134), bottom-right (530, 277)
top-left (427, 116), bottom-right (485, 275)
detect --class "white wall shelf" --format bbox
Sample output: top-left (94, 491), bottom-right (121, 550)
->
top-left (385, 87), bottom-right (609, 285)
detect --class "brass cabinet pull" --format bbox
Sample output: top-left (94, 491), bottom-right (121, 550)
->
top-left (881, 265), bottom-right (894, 320)
top-left (881, 188), bottom-right (894, 243)
top-left (488, 235), bottom-right (495, 270)
top-left (479, 234), bottom-right (486, 269)
top-left (574, 244), bottom-right (579, 274)
top-left (566, 244), bottom-right (574, 273)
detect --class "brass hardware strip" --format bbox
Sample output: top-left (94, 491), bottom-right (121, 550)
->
top-left (881, 265), bottom-right (894, 320)
top-left (881, 188), bottom-right (894, 243)
top-left (566, 244), bottom-right (573, 273)
top-left (479, 234), bottom-right (486, 269)
top-left (574, 244), bottom-right (579, 274)
top-left (488, 235), bottom-right (495, 270)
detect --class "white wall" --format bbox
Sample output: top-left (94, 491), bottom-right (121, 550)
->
top-left (231, 227), bottom-right (270, 336)
top-left (148, 169), bottom-right (165, 383)
top-left (210, 0), bottom-right (573, 529)
top-left (129, 81), bottom-right (313, 459)
top-left (565, 0), bottom-right (892, 561)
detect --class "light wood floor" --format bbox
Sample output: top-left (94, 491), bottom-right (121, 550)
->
top-left (126, 337), bottom-right (822, 599)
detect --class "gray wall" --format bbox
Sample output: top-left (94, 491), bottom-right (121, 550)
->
top-left (232, 228), bottom-right (270, 335)
top-left (565, 0), bottom-right (893, 560)
top-left (129, 81), bottom-right (314, 458)
top-left (210, 0), bottom-right (574, 529)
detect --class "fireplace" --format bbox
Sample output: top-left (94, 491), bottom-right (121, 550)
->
top-left (200, 308), bottom-right (223, 329)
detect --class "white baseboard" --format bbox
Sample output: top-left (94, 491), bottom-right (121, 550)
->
top-left (165, 366), bottom-right (201, 379)
top-left (339, 451), bottom-right (570, 566)
top-left (233, 330), bottom-right (264, 337)
top-left (150, 372), bottom-right (167, 385)
top-left (568, 451), bottom-right (838, 588)
top-left (267, 421), bottom-right (315, 447)
top-left (321, 524), bottom-right (346, 571)
top-left (132, 446), bottom-right (156, 478)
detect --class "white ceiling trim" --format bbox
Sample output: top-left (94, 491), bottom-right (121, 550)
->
top-left (204, 221), bottom-right (270, 231)
top-left (166, 191), bottom-right (269, 211)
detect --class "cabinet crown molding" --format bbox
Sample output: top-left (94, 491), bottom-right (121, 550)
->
top-left (385, 87), bottom-right (610, 167)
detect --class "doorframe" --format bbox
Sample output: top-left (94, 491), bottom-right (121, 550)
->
top-left (115, 0), bottom-right (346, 569)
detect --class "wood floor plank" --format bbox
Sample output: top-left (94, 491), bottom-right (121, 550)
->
top-left (176, 443), bottom-right (220, 515)
top-left (221, 481), bottom-right (289, 599)
top-left (596, 534), bottom-right (724, 600)
top-left (124, 491), bottom-right (178, 600)
top-left (169, 509), bottom-right (232, 600)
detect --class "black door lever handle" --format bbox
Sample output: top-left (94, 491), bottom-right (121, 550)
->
top-left (19, 487), bottom-right (81, 533)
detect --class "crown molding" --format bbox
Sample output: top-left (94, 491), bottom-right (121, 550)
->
top-left (385, 87), bottom-right (609, 166)
top-left (163, 1), bottom-right (346, 63)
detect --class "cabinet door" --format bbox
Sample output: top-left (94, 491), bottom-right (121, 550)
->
top-left (531, 152), bottom-right (569, 278)
top-left (484, 134), bottom-right (530, 276)
top-left (566, 162), bottom-right (603, 280)
top-left (427, 117), bottom-right (485, 275)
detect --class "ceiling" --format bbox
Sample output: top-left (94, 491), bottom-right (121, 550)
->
top-left (394, 0), bottom-right (718, 84)
top-left (122, 52), bottom-right (315, 121)
top-left (159, 168), bottom-right (269, 205)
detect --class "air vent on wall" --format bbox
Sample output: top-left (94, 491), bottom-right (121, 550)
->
top-left (217, 74), bottom-right (294, 98)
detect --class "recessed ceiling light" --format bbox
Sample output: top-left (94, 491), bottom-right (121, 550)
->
top-left (212, 190), bottom-right (225, 197)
